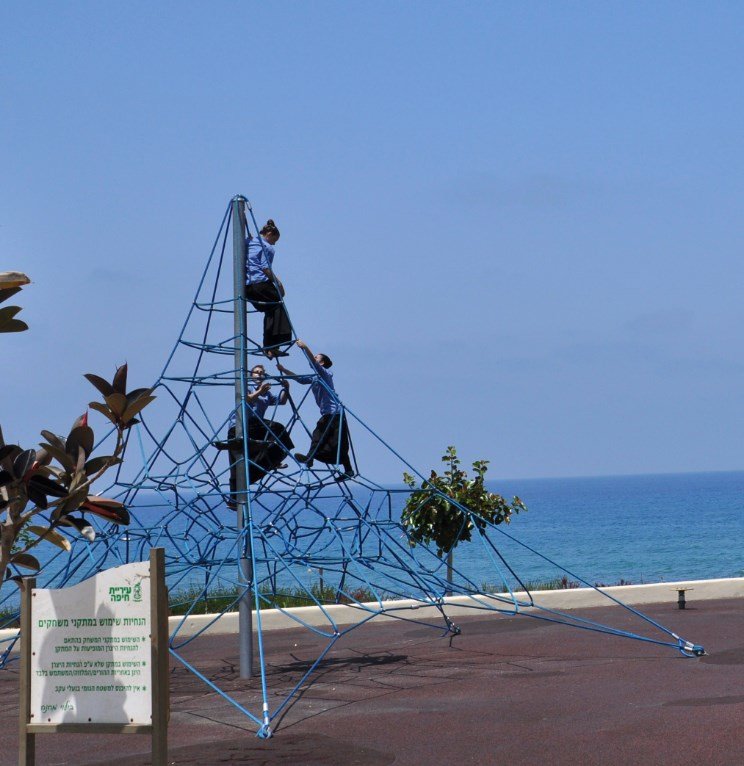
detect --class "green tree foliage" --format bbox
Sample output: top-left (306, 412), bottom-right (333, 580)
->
top-left (402, 446), bottom-right (527, 557)
top-left (0, 273), bottom-right (155, 585)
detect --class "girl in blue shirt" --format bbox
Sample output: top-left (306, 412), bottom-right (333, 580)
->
top-left (244, 219), bottom-right (293, 357)
top-left (277, 340), bottom-right (354, 480)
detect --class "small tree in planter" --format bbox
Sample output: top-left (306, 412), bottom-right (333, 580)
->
top-left (402, 446), bottom-right (527, 590)
top-left (0, 272), bottom-right (155, 587)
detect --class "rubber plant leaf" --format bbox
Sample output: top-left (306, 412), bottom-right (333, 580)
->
top-left (0, 305), bottom-right (21, 322)
top-left (65, 426), bottom-right (94, 460)
top-left (27, 526), bottom-right (72, 552)
top-left (40, 431), bottom-right (67, 452)
top-left (84, 373), bottom-right (115, 398)
top-left (33, 446), bottom-right (53, 467)
top-left (0, 272), bottom-right (30, 289)
top-left (13, 449), bottom-right (36, 479)
top-left (69, 412), bottom-right (88, 431)
top-left (38, 442), bottom-right (75, 473)
top-left (122, 395), bottom-right (156, 424)
top-left (0, 318), bottom-right (28, 333)
top-left (81, 496), bottom-right (130, 525)
top-left (26, 482), bottom-right (48, 509)
top-left (59, 487), bottom-right (90, 514)
top-left (0, 286), bottom-right (22, 304)
top-left (28, 474), bottom-right (68, 498)
top-left (104, 393), bottom-right (128, 418)
top-left (88, 401), bottom-right (119, 426)
top-left (112, 363), bottom-right (128, 395)
top-left (59, 516), bottom-right (96, 541)
top-left (125, 387), bottom-right (152, 404)
top-left (0, 444), bottom-right (22, 463)
top-left (10, 553), bottom-right (40, 571)
top-left (84, 456), bottom-right (121, 475)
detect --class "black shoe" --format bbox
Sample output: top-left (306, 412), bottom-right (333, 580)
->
top-left (334, 470), bottom-right (355, 483)
top-left (295, 452), bottom-right (314, 468)
top-left (263, 345), bottom-right (291, 359)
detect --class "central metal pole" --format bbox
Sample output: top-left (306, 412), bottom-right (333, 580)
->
top-left (232, 196), bottom-right (254, 679)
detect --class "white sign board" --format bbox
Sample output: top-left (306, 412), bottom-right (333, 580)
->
top-left (30, 560), bottom-right (152, 725)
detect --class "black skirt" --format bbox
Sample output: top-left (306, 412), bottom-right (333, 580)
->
top-left (307, 413), bottom-right (350, 465)
top-left (244, 280), bottom-right (292, 350)
top-left (222, 420), bottom-right (294, 488)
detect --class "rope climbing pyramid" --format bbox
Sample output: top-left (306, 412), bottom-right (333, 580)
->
top-left (0, 196), bottom-right (704, 737)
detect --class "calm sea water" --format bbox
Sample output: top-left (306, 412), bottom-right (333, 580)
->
top-left (484, 470), bottom-right (744, 585)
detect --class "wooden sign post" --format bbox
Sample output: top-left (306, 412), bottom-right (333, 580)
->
top-left (19, 547), bottom-right (169, 765)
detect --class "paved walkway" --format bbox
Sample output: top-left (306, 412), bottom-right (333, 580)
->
top-left (2, 598), bottom-right (742, 765)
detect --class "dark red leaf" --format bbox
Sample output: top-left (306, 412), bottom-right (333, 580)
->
top-left (65, 426), bottom-right (94, 459)
top-left (28, 474), bottom-right (68, 498)
top-left (82, 496), bottom-right (130, 525)
top-left (10, 553), bottom-right (40, 571)
top-left (0, 444), bottom-right (21, 462)
top-left (26, 483), bottom-right (48, 509)
top-left (84, 373), bottom-right (115, 398)
top-left (13, 449), bottom-right (36, 479)
top-left (112, 363), bottom-right (128, 395)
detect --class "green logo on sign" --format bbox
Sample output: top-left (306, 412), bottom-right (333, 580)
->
top-left (133, 582), bottom-right (142, 603)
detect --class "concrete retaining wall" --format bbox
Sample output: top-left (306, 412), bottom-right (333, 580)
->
top-left (165, 576), bottom-right (744, 638)
top-left (3, 576), bottom-right (740, 644)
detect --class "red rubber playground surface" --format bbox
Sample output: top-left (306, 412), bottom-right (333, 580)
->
top-left (1, 598), bottom-right (742, 765)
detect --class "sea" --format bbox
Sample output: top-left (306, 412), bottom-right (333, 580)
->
top-left (487, 470), bottom-right (744, 585)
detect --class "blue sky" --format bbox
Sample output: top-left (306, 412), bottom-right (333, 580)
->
top-left (2, 2), bottom-right (743, 481)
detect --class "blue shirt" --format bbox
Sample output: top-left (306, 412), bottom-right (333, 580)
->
top-left (295, 360), bottom-right (340, 416)
top-left (245, 235), bottom-right (275, 285)
top-left (228, 386), bottom-right (280, 429)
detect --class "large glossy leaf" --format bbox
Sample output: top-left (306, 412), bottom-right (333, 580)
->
top-left (0, 319), bottom-right (28, 332)
top-left (104, 393), bottom-right (127, 417)
top-left (69, 412), bottom-right (88, 431)
top-left (88, 401), bottom-right (118, 426)
top-left (0, 304), bottom-right (27, 332)
top-left (28, 474), bottom-right (68, 498)
top-left (83, 455), bottom-right (121, 475)
top-left (13, 449), bottom-right (36, 479)
top-left (66, 425), bottom-right (94, 459)
top-left (10, 553), bottom-right (40, 571)
top-left (27, 525), bottom-right (71, 551)
top-left (125, 387), bottom-right (152, 404)
top-left (38, 442), bottom-right (75, 472)
top-left (33, 446), bottom-right (52, 467)
top-left (82, 496), bottom-right (130, 525)
top-left (40, 431), bottom-right (66, 452)
top-left (0, 444), bottom-right (21, 462)
top-left (112, 363), bottom-right (128, 395)
top-left (0, 286), bottom-right (21, 304)
top-left (122, 395), bottom-right (156, 424)
top-left (0, 305), bottom-right (21, 321)
top-left (27, 482), bottom-right (48, 509)
top-left (84, 373), bottom-right (115, 398)
top-left (59, 515), bottom-right (96, 541)
top-left (0, 272), bottom-right (30, 289)
top-left (58, 486), bottom-right (89, 515)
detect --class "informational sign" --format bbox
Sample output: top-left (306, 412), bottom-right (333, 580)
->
top-left (29, 561), bottom-right (152, 725)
